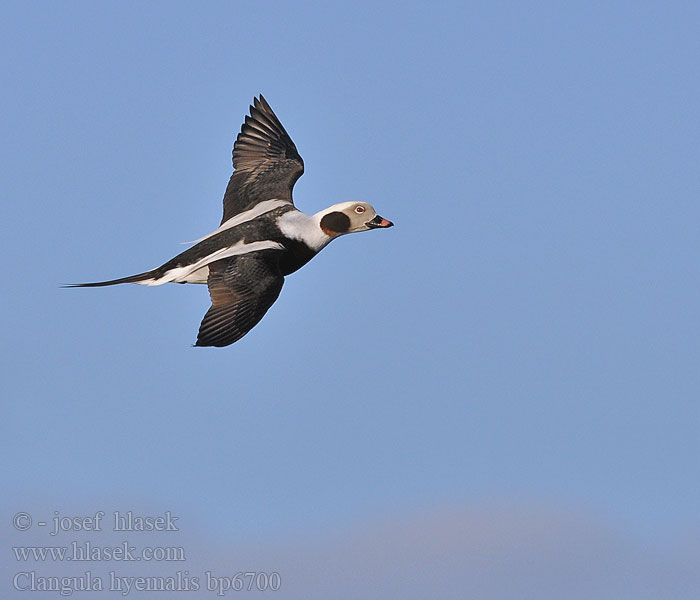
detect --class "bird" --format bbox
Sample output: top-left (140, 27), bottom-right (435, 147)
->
top-left (69, 95), bottom-right (393, 347)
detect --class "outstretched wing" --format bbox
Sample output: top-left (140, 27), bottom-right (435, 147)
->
top-left (221, 95), bottom-right (304, 224)
top-left (195, 252), bottom-right (284, 347)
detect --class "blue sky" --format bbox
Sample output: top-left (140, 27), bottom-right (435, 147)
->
top-left (2, 1), bottom-right (699, 597)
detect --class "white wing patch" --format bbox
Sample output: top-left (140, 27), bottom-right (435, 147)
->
top-left (136, 240), bottom-right (285, 286)
top-left (181, 199), bottom-right (292, 245)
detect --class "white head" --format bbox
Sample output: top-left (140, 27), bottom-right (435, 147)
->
top-left (316, 202), bottom-right (394, 237)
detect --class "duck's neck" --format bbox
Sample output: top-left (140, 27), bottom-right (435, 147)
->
top-left (277, 209), bottom-right (335, 252)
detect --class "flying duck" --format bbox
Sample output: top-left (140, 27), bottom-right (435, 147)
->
top-left (70, 95), bottom-right (393, 347)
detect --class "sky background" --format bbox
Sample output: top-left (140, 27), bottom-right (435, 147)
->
top-left (2, 1), bottom-right (699, 598)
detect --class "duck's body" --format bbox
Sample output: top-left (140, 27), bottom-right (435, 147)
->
top-left (71, 96), bottom-right (393, 347)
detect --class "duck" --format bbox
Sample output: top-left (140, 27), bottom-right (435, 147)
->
top-left (70, 95), bottom-right (393, 347)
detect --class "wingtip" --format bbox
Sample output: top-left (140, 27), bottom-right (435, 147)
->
top-left (254, 94), bottom-right (272, 114)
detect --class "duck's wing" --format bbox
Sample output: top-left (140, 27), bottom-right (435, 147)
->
top-left (220, 95), bottom-right (304, 224)
top-left (195, 252), bottom-right (284, 347)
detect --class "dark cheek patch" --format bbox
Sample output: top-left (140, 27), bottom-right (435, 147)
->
top-left (320, 211), bottom-right (351, 235)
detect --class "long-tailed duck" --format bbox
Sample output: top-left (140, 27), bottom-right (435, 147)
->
top-left (70, 95), bottom-right (393, 347)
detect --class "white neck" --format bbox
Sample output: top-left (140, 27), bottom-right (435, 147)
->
top-left (276, 209), bottom-right (335, 252)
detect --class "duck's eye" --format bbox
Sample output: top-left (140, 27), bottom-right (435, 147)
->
top-left (354, 205), bottom-right (366, 214)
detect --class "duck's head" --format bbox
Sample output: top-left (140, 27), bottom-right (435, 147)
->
top-left (318, 202), bottom-right (394, 237)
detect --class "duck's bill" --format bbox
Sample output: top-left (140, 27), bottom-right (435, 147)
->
top-left (366, 215), bottom-right (394, 229)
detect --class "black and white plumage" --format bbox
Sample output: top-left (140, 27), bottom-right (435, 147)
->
top-left (70, 95), bottom-right (393, 347)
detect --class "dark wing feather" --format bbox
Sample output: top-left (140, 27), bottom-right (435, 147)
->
top-left (195, 252), bottom-right (284, 347)
top-left (221, 95), bottom-right (304, 223)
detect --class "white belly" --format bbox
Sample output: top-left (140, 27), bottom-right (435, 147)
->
top-left (179, 267), bottom-right (209, 284)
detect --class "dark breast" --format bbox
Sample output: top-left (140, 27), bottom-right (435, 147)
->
top-left (277, 238), bottom-right (317, 276)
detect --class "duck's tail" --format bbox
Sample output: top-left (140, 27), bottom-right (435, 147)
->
top-left (63, 270), bottom-right (160, 288)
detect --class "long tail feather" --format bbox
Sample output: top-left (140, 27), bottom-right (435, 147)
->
top-left (63, 271), bottom-right (156, 288)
